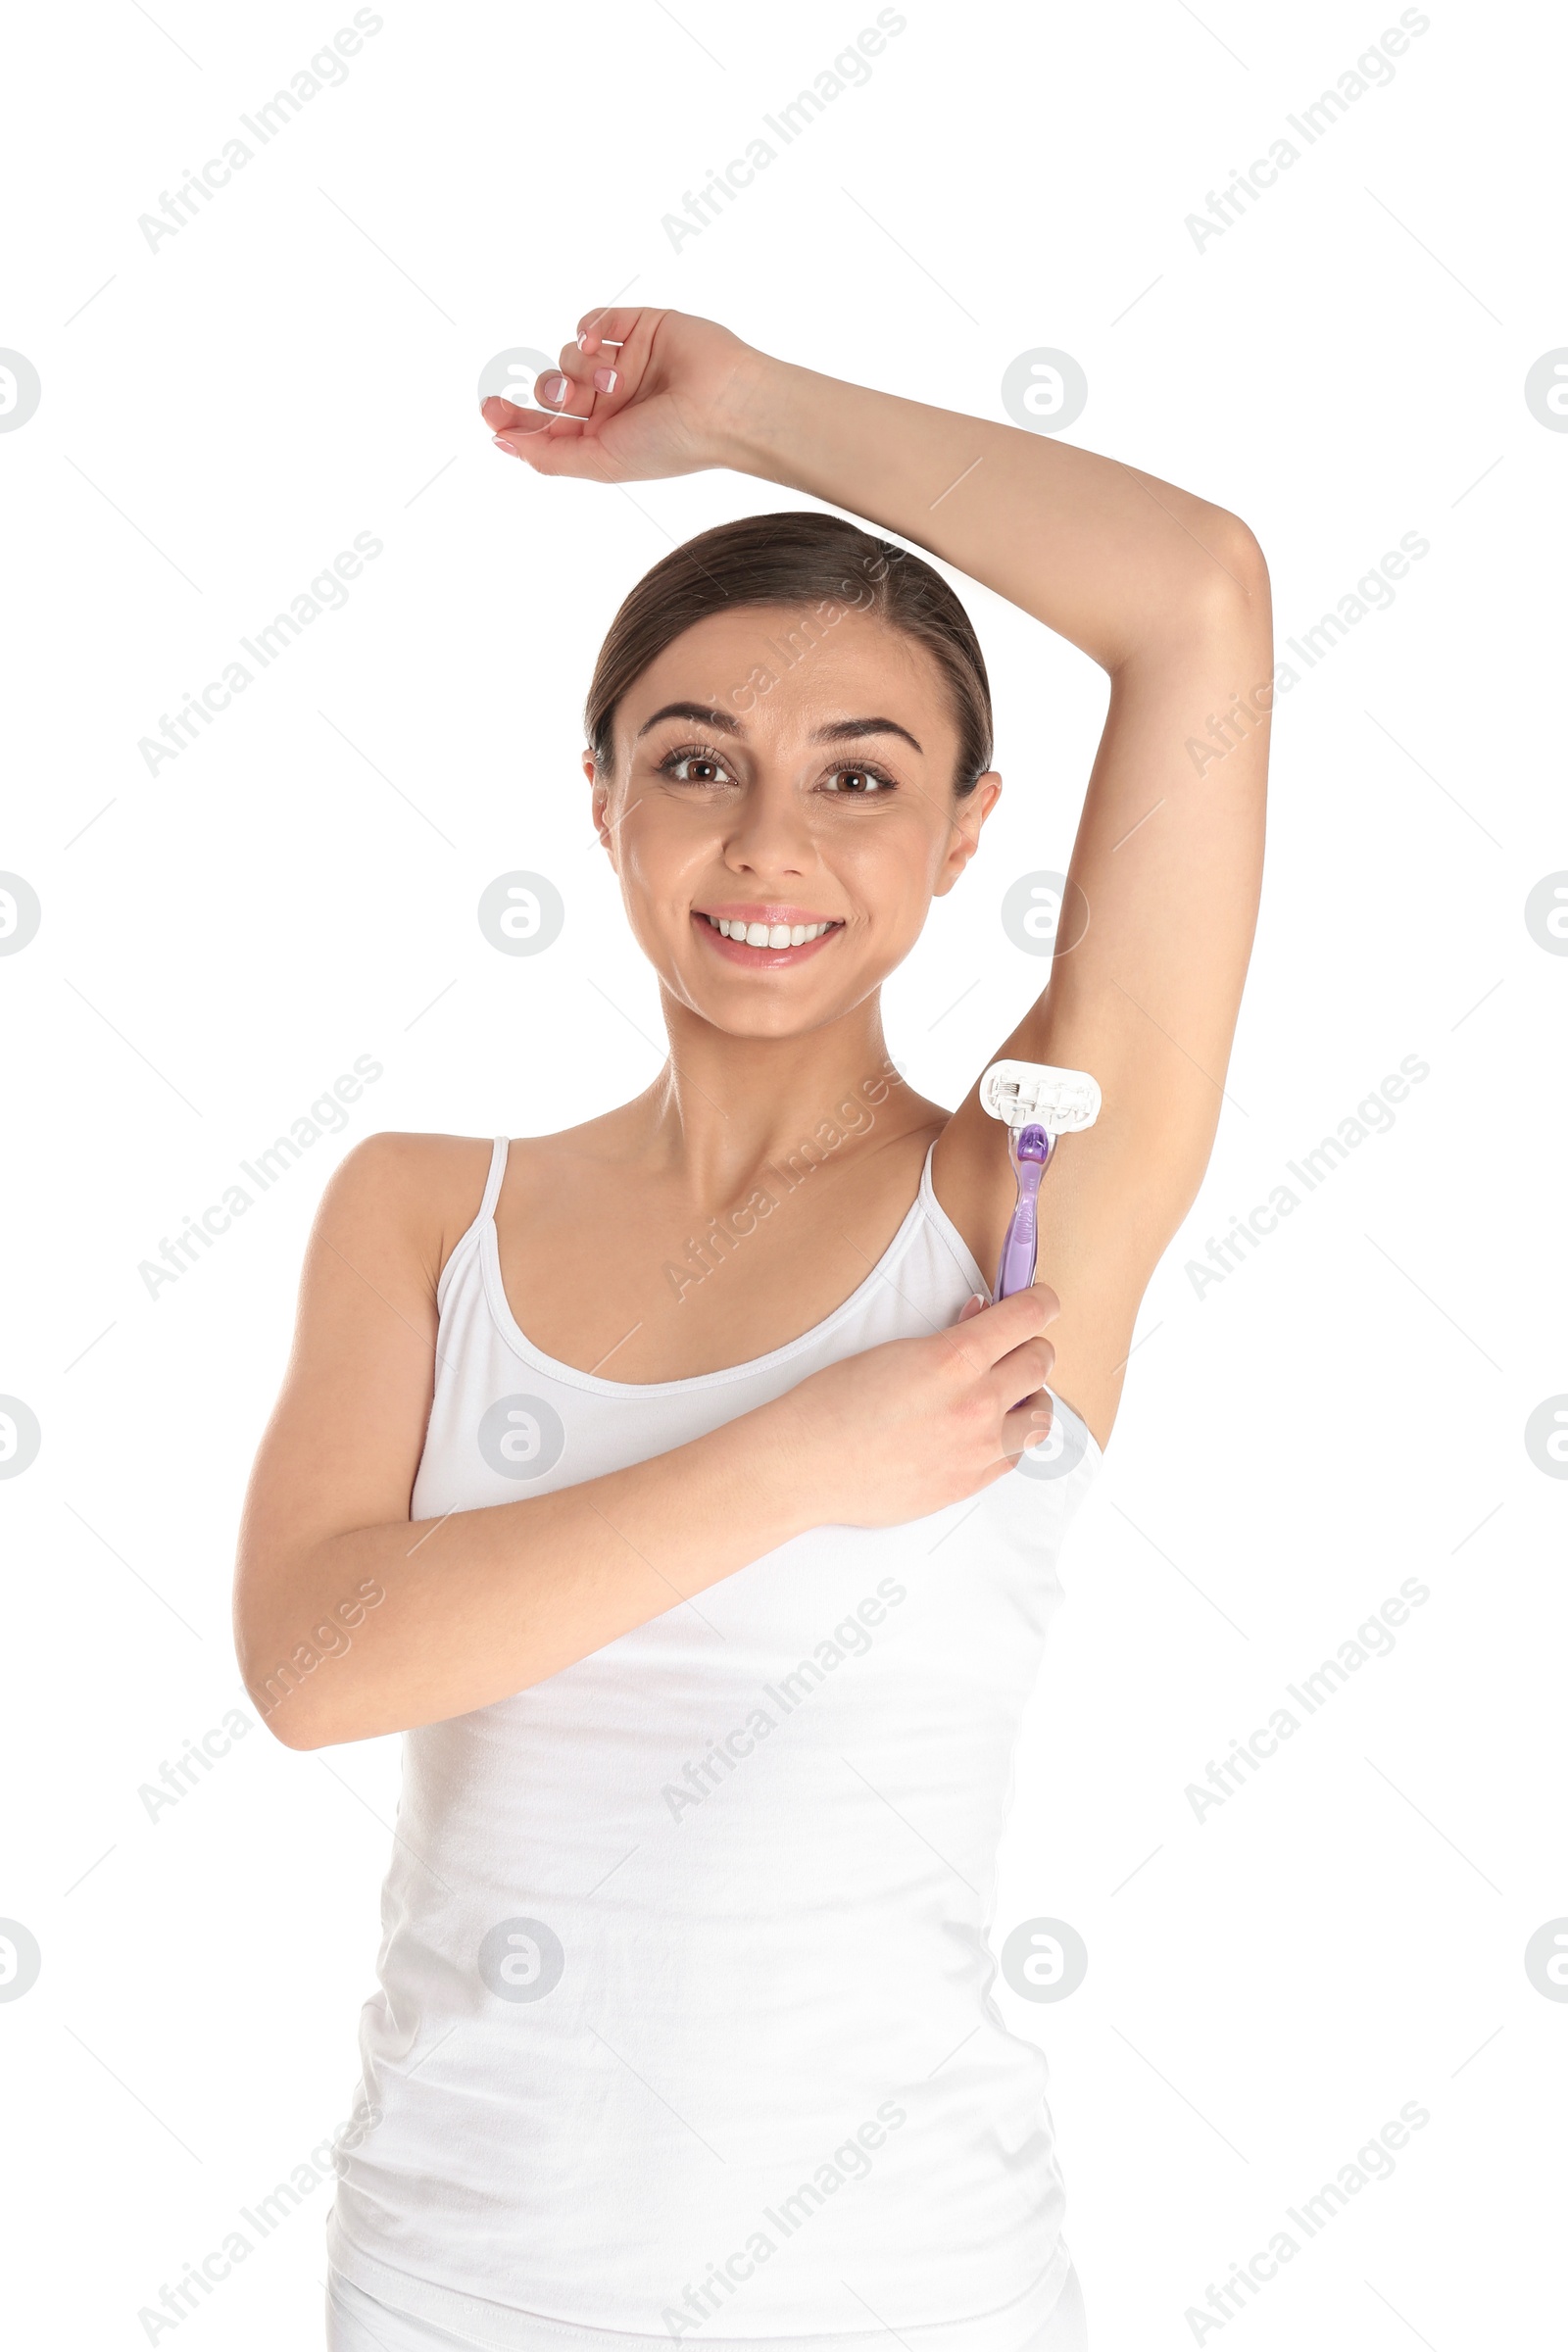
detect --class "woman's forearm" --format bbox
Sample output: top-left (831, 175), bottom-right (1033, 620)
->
top-left (238, 1277), bottom-right (1062, 1752)
top-left (718, 355), bottom-right (1261, 668)
top-left (238, 1394), bottom-right (813, 1750)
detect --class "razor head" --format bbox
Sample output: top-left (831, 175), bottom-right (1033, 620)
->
top-left (980, 1057), bottom-right (1102, 1136)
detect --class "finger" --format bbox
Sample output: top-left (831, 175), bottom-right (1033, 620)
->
top-left (579, 309), bottom-right (668, 421)
top-left (481, 394), bottom-right (560, 439)
top-left (957, 1283), bottom-right (1060, 1368)
top-left (988, 1335), bottom-right (1057, 1405)
top-left (1001, 1391), bottom-right (1055, 1459)
top-left (491, 419), bottom-right (589, 466)
top-left (533, 357), bottom-right (598, 421)
top-left (574, 306), bottom-right (658, 353)
top-left (480, 390), bottom-right (590, 451)
top-left (481, 382), bottom-right (592, 464)
top-left (488, 421), bottom-right (620, 481)
top-left (481, 306), bottom-right (661, 477)
top-left (956, 1293), bottom-right (988, 1325)
top-left (564, 320), bottom-right (661, 423)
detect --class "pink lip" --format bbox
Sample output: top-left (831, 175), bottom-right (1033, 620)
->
top-left (691, 911), bottom-right (844, 968)
top-left (699, 904), bottom-right (837, 926)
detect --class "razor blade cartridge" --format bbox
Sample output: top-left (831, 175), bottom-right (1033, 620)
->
top-left (979, 1058), bottom-right (1102, 1135)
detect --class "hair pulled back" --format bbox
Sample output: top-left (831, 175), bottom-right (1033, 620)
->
top-left (585, 511), bottom-right (993, 796)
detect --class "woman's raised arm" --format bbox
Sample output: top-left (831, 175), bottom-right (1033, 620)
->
top-left (489, 311), bottom-right (1270, 1438)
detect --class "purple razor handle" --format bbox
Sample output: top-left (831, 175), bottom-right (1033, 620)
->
top-left (995, 1123), bottom-right (1052, 1299)
top-left (980, 1061), bottom-right (1101, 1302)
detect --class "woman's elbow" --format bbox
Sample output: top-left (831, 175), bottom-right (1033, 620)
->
top-left (234, 1598), bottom-right (353, 1750)
top-left (1208, 508), bottom-right (1271, 609)
top-left (233, 1544), bottom-right (388, 1749)
top-left (239, 1653), bottom-right (333, 1749)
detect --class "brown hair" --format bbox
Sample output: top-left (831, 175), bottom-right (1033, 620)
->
top-left (584, 511), bottom-right (993, 796)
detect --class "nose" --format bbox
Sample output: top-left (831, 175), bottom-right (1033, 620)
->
top-left (720, 764), bottom-right (815, 878)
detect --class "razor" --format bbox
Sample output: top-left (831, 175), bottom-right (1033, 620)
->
top-left (979, 1058), bottom-right (1102, 1299)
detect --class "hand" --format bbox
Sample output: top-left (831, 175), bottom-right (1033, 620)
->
top-left (482, 307), bottom-right (766, 485)
top-left (774, 1286), bottom-right (1062, 1530)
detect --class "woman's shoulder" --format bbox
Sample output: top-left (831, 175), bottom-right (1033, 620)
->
top-left (320, 1130), bottom-right (503, 1281)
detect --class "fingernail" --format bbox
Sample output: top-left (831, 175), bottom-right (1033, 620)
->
top-left (492, 434), bottom-right (520, 457)
top-left (593, 367), bottom-right (617, 394)
top-left (538, 371), bottom-right (566, 406)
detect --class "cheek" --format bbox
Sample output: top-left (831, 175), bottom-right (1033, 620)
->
top-left (615, 817), bottom-right (725, 970)
top-left (832, 809), bottom-right (950, 918)
top-left (620, 815), bottom-right (712, 903)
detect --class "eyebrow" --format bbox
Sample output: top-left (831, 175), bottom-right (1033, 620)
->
top-left (635, 702), bottom-right (924, 755)
top-left (636, 702), bottom-right (740, 740)
top-left (814, 714), bottom-right (924, 755)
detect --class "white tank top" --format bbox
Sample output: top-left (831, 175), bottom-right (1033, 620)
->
top-left (327, 1137), bottom-right (1102, 2351)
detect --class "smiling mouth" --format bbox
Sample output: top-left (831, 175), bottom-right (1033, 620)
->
top-left (693, 910), bottom-right (845, 963)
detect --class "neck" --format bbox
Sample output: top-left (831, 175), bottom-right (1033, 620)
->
top-left (627, 989), bottom-right (919, 1207)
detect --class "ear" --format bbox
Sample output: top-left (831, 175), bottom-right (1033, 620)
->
top-left (932, 770), bottom-right (1002, 899)
top-left (584, 750), bottom-right (617, 860)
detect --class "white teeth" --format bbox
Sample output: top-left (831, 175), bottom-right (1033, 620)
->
top-left (706, 914), bottom-right (837, 945)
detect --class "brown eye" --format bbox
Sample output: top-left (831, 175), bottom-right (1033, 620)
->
top-left (823, 765), bottom-right (893, 796)
top-left (660, 748), bottom-right (734, 787)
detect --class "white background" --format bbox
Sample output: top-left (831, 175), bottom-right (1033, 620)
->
top-left (2, 0), bottom-right (1564, 2344)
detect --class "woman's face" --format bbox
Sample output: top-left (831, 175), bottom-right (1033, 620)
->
top-left (588, 605), bottom-right (1002, 1038)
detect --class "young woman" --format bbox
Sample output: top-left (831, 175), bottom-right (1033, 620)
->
top-left (235, 308), bottom-right (1270, 2352)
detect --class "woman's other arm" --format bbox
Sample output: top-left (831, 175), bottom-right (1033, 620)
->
top-left (233, 1135), bottom-right (1061, 1748)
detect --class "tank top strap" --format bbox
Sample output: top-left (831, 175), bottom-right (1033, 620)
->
top-left (437, 1136), bottom-right (511, 1315)
top-left (477, 1134), bottom-right (510, 1226)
